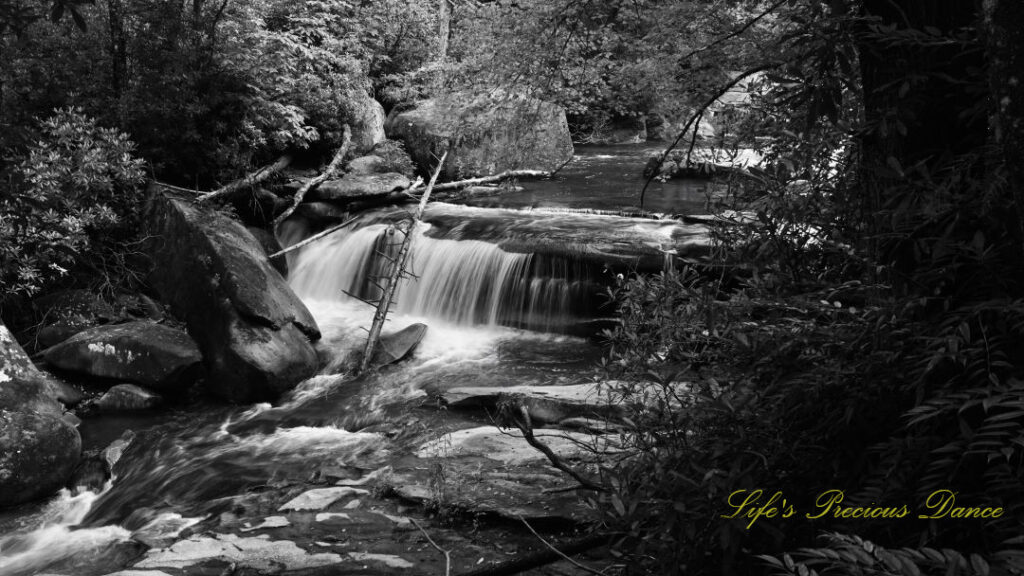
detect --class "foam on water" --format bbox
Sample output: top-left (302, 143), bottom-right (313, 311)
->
top-left (0, 487), bottom-right (130, 576)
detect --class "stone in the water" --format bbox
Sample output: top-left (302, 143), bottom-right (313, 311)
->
top-left (437, 383), bottom-right (624, 424)
top-left (372, 323), bottom-right (427, 367)
top-left (0, 322), bottom-right (82, 507)
top-left (278, 487), bottom-right (370, 511)
top-left (0, 409), bottom-right (82, 507)
top-left (348, 552), bottom-right (414, 569)
top-left (94, 384), bottom-right (163, 412)
top-left (145, 193), bottom-right (321, 403)
top-left (307, 173), bottom-right (411, 202)
top-left (133, 533), bottom-right (341, 571)
top-left (239, 516), bottom-right (291, 532)
top-left (43, 322), bottom-right (203, 395)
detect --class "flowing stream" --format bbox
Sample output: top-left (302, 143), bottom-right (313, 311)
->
top-left (0, 144), bottom-right (714, 575)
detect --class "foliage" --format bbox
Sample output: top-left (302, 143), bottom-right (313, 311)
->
top-left (569, 2), bottom-right (1024, 574)
top-left (0, 107), bottom-right (145, 305)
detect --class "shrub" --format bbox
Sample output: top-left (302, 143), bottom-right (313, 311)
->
top-left (0, 107), bottom-right (145, 305)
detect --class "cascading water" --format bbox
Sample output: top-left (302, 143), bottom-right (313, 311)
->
top-left (284, 206), bottom-right (605, 333)
top-left (0, 147), bottom-right (712, 576)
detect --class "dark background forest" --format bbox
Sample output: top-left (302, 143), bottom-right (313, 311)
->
top-left (2, 0), bottom-right (1024, 574)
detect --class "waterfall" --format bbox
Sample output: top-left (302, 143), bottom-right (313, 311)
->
top-left (284, 215), bottom-right (597, 333)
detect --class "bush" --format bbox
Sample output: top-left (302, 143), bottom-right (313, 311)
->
top-left (0, 108), bottom-right (145, 305)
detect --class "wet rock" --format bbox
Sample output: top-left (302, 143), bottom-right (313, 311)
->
top-left (0, 322), bottom-right (82, 507)
top-left (134, 533), bottom-right (342, 572)
top-left (385, 94), bottom-right (574, 179)
top-left (384, 425), bottom-right (613, 522)
top-left (307, 173), bottom-right (411, 202)
top-left (42, 322), bottom-right (203, 395)
top-left (279, 487), bottom-right (370, 511)
top-left (145, 193), bottom-right (321, 403)
top-left (239, 515), bottom-right (290, 532)
top-left (94, 384), bottom-right (163, 412)
top-left (372, 323), bottom-right (427, 367)
top-left (68, 451), bottom-right (111, 494)
top-left (345, 155), bottom-right (387, 175)
top-left (436, 383), bottom-right (623, 424)
top-left (348, 552), bottom-right (414, 569)
top-left (131, 512), bottom-right (203, 549)
top-left (416, 426), bottom-right (605, 465)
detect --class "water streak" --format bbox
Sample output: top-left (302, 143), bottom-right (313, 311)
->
top-left (286, 215), bottom-right (596, 332)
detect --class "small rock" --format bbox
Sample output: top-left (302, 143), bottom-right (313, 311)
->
top-left (278, 487), bottom-right (369, 511)
top-left (94, 384), bottom-right (163, 412)
top-left (347, 552), bottom-right (414, 569)
top-left (240, 516), bottom-right (291, 532)
top-left (308, 173), bottom-right (411, 202)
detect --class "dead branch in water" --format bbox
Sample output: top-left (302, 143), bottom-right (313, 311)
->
top-left (406, 168), bottom-right (551, 195)
top-left (274, 125), bottom-right (351, 228)
top-left (359, 151), bottom-right (448, 373)
top-left (410, 518), bottom-right (451, 576)
top-left (267, 214), bottom-right (361, 260)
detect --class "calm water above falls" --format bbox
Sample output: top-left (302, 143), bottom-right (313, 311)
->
top-left (0, 144), bottom-right (699, 575)
top-left (464, 143), bottom-right (724, 214)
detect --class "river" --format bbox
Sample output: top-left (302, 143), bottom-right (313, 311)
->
top-left (0, 144), bottom-right (715, 575)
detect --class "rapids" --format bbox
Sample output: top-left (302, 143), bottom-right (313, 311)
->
top-left (0, 144), bottom-right (718, 575)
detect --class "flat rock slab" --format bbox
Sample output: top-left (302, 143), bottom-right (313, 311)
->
top-left (416, 426), bottom-right (606, 464)
top-left (308, 173), bottom-right (411, 202)
top-left (383, 425), bottom-right (615, 523)
top-left (279, 487), bottom-right (370, 511)
top-left (43, 321), bottom-right (203, 394)
top-left (436, 383), bottom-right (623, 424)
top-left (134, 533), bottom-right (342, 572)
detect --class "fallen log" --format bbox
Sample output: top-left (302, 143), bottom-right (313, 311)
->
top-left (274, 125), bottom-right (351, 228)
top-left (268, 214), bottom-right (361, 260)
top-left (408, 168), bottom-right (551, 194)
top-left (196, 154), bottom-right (293, 204)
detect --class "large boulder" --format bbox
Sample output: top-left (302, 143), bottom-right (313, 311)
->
top-left (0, 322), bottom-right (81, 507)
top-left (345, 88), bottom-right (386, 153)
top-left (42, 322), bottom-right (204, 395)
top-left (385, 95), bottom-right (574, 179)
top-left (307, 173), bottom-right (411, 202)
top-left (144, 192), bottom-right (321, 403)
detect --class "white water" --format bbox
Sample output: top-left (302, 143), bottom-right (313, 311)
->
top-left (284, 213), bottom-right (597, 332)
top-left (0, 487), bottom-right (130, 576)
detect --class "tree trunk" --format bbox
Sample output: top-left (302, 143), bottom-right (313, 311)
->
top-left (107, 0), bottom-right (129, 129)
top-left (437, 0), bottom-right (452, 63)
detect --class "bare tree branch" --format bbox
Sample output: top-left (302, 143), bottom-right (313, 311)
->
top-left (197, 154), bottom-right (293, 204)
top-left (274, 124), bottom-right (351, 228)
top-left (411, 518), bottom-right (451, 576)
